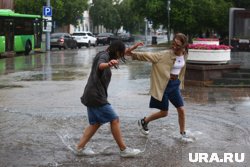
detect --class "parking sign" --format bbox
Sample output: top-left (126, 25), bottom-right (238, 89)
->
top-left (43, 6), bottom-right (52, 17)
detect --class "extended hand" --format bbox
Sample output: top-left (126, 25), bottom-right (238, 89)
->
top-left (125, 42), bottom-right (144, 55)
top-left (108, 59), bottom-right (119, 67)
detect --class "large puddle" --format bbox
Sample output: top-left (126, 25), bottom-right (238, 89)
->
top-left (0, 48), bottom-right (250, 166)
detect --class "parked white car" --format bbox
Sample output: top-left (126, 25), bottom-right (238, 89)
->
top-left (72, 31), bottom-right (97, 48)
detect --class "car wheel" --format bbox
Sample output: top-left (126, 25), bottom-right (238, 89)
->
top-left (77, 44), bottom-right (81, 49)
top-left (109, 40), bottom-right (112, 45)
top-left (64, 43), bottom-right (68, 50)
top-left (71, 43), bottom-right (74, 49)
top-left (87, 41), bottom-right (90, 48)
top-left (24, 40), bottom-right (32, 55)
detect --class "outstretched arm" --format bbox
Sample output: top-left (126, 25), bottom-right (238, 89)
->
top-left (125, 42), bottom-right (144, 55)
top-left (125, 42), bottom-right (162, 63)
top-left (99, 59), bottom-right (119, 70)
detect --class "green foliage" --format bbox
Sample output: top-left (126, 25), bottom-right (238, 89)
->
top-left (14, 0), bottom-right (44, 14)
top-left (131, 0), bottom-right (234, 38)
top-left (171, 0), bottom-right (196, 34)
top-left (14, 0), bottom-right (88, 26)
top-left (90, 0), bottom-right (121, 33)
top-left (117, 0), bottom-right (142, 33)
top-left (56, 0), bottom-right (88, 26)
top-left (14, 0), bottom-right (249, 36)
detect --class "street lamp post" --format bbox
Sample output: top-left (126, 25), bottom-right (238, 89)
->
top-left (167, 0), bottom-right (171, 43)
top-left (88, 3), bottom-right (94, 32)
top-left (144, 18), bottom-right (148, 46)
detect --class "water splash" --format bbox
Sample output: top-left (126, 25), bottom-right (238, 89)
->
top-left (47, 161), bottom-right (63, 167)
top-left (172, 130), bottom-right (201, 143)
top-left (139, 137), bottom-right (149, 153)
top-left (56, 131), bottom-right (76, 153)
top-left (56, 130), bottom-right (97, 156)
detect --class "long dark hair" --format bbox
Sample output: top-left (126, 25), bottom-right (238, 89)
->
top-left (173, 33), bottom-right (189, 55)
top-left (107, 40), bottom-right (126, 62)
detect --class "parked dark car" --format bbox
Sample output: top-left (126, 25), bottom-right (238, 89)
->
top-left (96, 32), bottom-right (119, 45)
top-left (118, 33), bottom-right (135, 42)
top-left (50, 33), bottom-right (77, 50)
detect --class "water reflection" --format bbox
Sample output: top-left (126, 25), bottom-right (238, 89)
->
top-left (230, 52), bottom-right (250, 69)
top-left (182, 86), bottom-right (250, 104)
top-left (0, 54), bottom-right (44, 75)
top-left (127, 61), bottom-right (151, 80)
top-left (1, 49), bottom-right (250, 103)
top-left (43, 51), bottom-right (52, 81)
top-left (1, 49), bottom-right (250, 166)
top-left (0, 49), bottom-right (96, 81)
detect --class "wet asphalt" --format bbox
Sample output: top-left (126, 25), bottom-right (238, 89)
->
top-left (0, 46), bottom-right (250, 167)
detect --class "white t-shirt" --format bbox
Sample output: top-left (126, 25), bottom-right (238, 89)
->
top-left (170, 55), bottom-right (185, 75)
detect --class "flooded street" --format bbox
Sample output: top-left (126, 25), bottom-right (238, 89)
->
top-left (0, 47), bottom-right (250, 167)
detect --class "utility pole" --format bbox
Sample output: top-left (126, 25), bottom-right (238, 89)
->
top-left (88, 3), bottom-right (94, 32)
top-left (167, 0), bottom-right (171, 43)
top-left (144, 18), bottom-right (148, 46)
top-left (46, 0), bottom-right (51, 51)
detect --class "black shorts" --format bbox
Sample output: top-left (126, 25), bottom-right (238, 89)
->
top-left (149, 79), bottom-right (184, 110)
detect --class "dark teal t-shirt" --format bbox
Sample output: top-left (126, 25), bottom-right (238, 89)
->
top-left (81, 51), bottom-right (111, 107)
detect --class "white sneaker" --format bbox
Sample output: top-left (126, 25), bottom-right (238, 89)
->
top-left (180, 132), bottom-right (194, 143)
top-left (120, 147), bottom-right (141, 157)
top-left (71, 146), bottom-right (95, 156)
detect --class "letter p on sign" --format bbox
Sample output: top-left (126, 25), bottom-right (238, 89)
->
top-left (43, 6), bottom-right (52, 17)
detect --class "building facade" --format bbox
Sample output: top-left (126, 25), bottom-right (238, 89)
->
top-left (0, 0), bottom-right (14, 9)
top-left (71, 0), bottom-right (92, 33)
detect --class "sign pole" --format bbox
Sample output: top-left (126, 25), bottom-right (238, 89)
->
top-left (167, 0), bottom-right (171, 43)
top-left (46, 0), bottom-right (51, 51)
top-left (144, 18), bottom-right (148, 46)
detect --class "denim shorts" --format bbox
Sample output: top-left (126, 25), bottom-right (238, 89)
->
top-left (87, 104), bottom-right (119, 125)
top-left (149, 79), bottom-right (184, 111)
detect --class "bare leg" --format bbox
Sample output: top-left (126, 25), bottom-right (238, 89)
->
top-left (110, 119), bottom-right (126, 150)
top-left (77, 123), bottom-right (101, 149)
top-left (144, 110), bottom-right (168, 123)
top-left (176, 106), bottom-right (185, 133)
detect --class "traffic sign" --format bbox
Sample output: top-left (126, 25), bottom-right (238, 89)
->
top-left (43, 16), bottom-right (52, 32)
top-left (43, 6), bottom-right (52, 17)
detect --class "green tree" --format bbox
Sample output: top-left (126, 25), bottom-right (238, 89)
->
top-left (90, 0), bottom-right (121, 33)
top-left (14, 0), bottom-right (44, 15)
top-left (171, 0), bottom-right (196, 35)
top-left (117, 0), bottom-right (142, 33)
top-left (14, 0), bottom-right (88, 26)
top-left (130, 0), bottom-right (164, 28)
top-left (131, 0), bottom-right (234, 38)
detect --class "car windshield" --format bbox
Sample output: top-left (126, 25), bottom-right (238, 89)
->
top-left (98, 33), bottom-right (113, 37)
top-left (72, 33), bottom-right (86, 36)
top-left (51, 33), bottom-right (64, 38)
top-left (119, 33), bottom-right (130, 37)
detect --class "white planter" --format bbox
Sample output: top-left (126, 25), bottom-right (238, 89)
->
top-left (193, 40), bottom-right (219, 45)
top-left (188, 49), bottom-right (231, 64)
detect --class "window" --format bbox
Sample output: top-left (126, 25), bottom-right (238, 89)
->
top-left (72, 33), bottom-right (86, 36)
top-left (14, 18), bottom-right (34, 35)
top-left (0, 18), bottom-right (3, 35)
